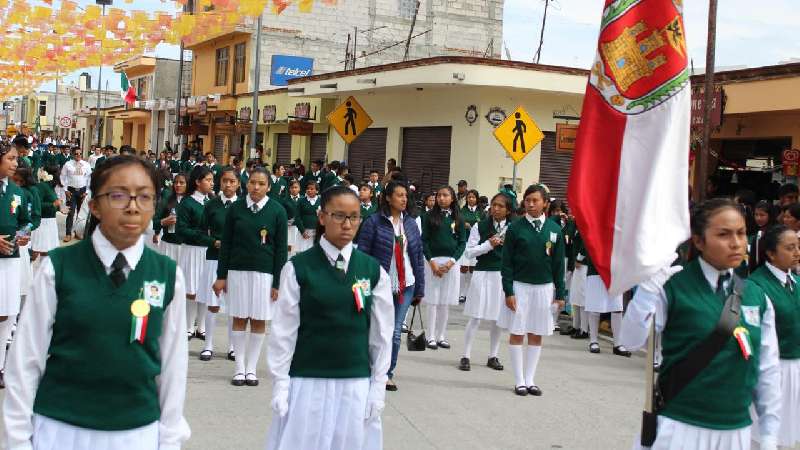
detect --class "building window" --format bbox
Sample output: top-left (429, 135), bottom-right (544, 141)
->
top-left (399, 0), bottom-right (417, 19)
top-left (38, 100), bottom-right (47, 117)
top-left (215, 47), bottom-right (229, 86)
top-left (234, 43), bottom-right (246, 84)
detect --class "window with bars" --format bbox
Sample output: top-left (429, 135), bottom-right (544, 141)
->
top-left (38, 100), bottom-right (47, 116)
top-left (399, 0), bottom-right (418, 19)
top-left (215, 47), bottom-right (229, 86)
top-left (234, 43), bottom-right (246, 84)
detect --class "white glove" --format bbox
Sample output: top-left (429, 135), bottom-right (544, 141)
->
top-left (364, 382), bottom-right (386, 422)
top-left (639, 257), bottom-right (683, 294)
top-left (271, 382), bottom-right (289, 418)
top-left (759, 436), bottom-right (777, 450)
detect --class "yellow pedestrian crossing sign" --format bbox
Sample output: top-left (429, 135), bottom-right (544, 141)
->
top-left (327, 96), bottom-right (373, 144)
top-left (493, 106), bottom-right (544, 164)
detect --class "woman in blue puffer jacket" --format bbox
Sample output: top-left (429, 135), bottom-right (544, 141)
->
top-left (357, 180), bottom-right (425, 392)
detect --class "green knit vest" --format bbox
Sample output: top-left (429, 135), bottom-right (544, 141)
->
top-left (660, 259), bottom-right (765, 430)
top-left (474, 217), bottom-right (503, 272)
top-left (289, 245), bottom-right (380, 378)
top-left (34, 239), bottom-right (176, 430)
top-left (748, 266), bottom-right (800, 359)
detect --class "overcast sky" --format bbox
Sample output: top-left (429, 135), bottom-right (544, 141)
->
top-left (43, 0), bottom-right (798, 92)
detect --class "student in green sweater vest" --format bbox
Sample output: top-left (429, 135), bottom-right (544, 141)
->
top-left (621, 198), bottom-right (781, 450)
top-left (12, 164), bottom-right (41, 303)
top-left (213, 167), bottom-right (288, 387)
top-left (177, 165), bottom-right (215, 341)
top-left (499, 184), bottom-right (565, 397)
top-left (270, 164), bottom-right (288, 199)
top-left (367, 170), bottom-right (383, 202)
top-left (422, 185), bottom-right (467, 350)
top-left (420, 192), bottom-right (435, 219)
top-left (3, 155), bottom-right (190, 449)
top-left (459, 192), bottom-right (514, 372)
top-left (266, 186), bottom-right (393, 450)
top-left (294, 180), bottom-right (321, 254)
top-left (152, 173), bottom-right (186, 263)
top-left (31, 166), bottom-right (61, 258)
top-left (198, 167), bottom-right (240, 362)
top-left (547, 200), bottom-right (572, 333)
top-left (459, 189), bottom-right (483, 303)
top-left (286, 180), bottom-right (302, 257)
top-left (748, 225), bottom-right (800, 448)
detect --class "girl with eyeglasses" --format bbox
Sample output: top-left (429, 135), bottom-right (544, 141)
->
top-left (267, 186), bottom-right (393, 450)
top-left (3, 155), bottom-right (190, 450)
top-left (213, 167), bottom-right (288, 387)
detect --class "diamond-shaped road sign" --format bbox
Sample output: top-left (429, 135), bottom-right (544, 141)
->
top-left (493, 106), bottom-right (544, 164)
top-left (327, 96), bottom-right (373, 145)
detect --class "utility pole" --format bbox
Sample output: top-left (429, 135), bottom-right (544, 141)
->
top-left (250, 13), bottom-right (264, 158)
top-left (696, 0), bottom-right (718, 202)
top-left (53, 73), bottom-right (58, 139)
top-left (175, 0), bottom-right (193, 157)
top-left (403, 1), bottom-right (421, 61)
top-left (94, 0), bottom-right (111, 147)
top-left (533, 0), bottom-right (549, 64)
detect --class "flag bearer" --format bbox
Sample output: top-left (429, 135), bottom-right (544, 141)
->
top-left (176, 165), bottom-right (215, 340)
top-left (499, 184), bottom-right (565, 397)
top-left (748, 224), bottom-right (800, 449)
top-left (459, 192), bottom-right (513, 372)
top-left (294, 181), bottom-right (321, 254)
top-left (0, 144), bottom-right (31, 388)
top-left (3, 155), bottom-right (190, 449)
top-left (267, 186), bottom-right (393, 450)
top-left (621, 198), bottom-right (781, 450)
top-left (421, 185), bottom-right (467, 350)
top-left (198, 166), bottom-right (239, 362)
top-left (213, 167), bottom-right (288, 387)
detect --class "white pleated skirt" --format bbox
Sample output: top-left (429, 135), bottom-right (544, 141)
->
top-left (632, 415), bottom-right (750, 450)
top-left (227, 270), bottom-right (274, 321)
top-left (179, 244), bottom-right (207, 295)
top-left (287, 225), bottom-right (299, 255)
top-left (457, 253), bottom-right (477, 267)
top-left (198, 259), bottom-right (224, 307)
top-left (569, 265), bottom-right (588, 307)
top-left (497, 282), bottom-right (554, 336)
top-left (161, 241), bottom-right (182, 265)
top-left (463, 270), bottom-right (503, 321)
top-left (778, 358), bottom-right (800, 447)
top-left (585, 275), bottom-right (623, 313)
top-left (294, 230), bottom-right (315, 254)
top-left (19, 243), bottom-right (32, 297)
top-left (32, 218), bottom-right (60, 253)
top-left (265, 377), bottom-right (382, 450)
top-left (423, 257), bottom-right (460, 306)
top-left (0, 257), bottom-right (22, 316)
top-left (32, 414), bottom-right (158, 450)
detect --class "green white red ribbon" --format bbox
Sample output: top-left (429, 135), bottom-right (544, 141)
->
top-left (733, 326), bottom-right (752, 360)
top-left (352, 283), bottom-right (366, 313)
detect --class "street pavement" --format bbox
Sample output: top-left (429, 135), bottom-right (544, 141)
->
top-left (0, 305), bottom-right (645, 450)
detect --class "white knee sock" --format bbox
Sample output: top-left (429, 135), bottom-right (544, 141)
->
top-left (489, 323), bottom-right (502, 358)
top-left (524, 345), bottom-right (542, 387)
top-left (551, 302), bottom-right (559, 326)
top-left (463, 318), bottom-right (480, 358)
top-left (245, 332), bottom-right (265, 377)
top-left (509, 344), bottom-right (525, 387)
top-left (610, 312), bottom-right (622, 346)
top-left (196, 304), bottom-right (207, 334)
top-left (435, 305), bottom-right (449, 341)
top-left (460, 272), bottom-right (472, 298)
top-left (227, 315), bottom-right (234, 352)
top-left (0, 316), bottom-right (16, 370)
top-left (231, 330), bottom-right (247, 375)
top-left (588, 312), bottom-right (600, 343)
top-left (580, 308), bottom-right (589, 333)
top-left (426, 305), bottom-right (437, 341)
top-left (203, 311), bottom-right (216, 352)
top-left (572, 305), bottom-right (582, 329)
top-left (186, 300), bottom-right (198, 333)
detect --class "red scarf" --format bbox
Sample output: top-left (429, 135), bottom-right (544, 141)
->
top-left (394, 233), bottom-right (406, 301)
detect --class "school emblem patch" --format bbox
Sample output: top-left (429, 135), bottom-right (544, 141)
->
top-left (741, 305), bottom-right (761, 327)
top-left (356, 278), bottom-right (372, 296)
top-left (591, 0), bottom-right (688, 115)
top-left (144, 281), bottom-right (166, 308)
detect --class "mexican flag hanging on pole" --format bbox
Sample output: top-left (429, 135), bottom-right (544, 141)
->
top-left (568, 0), bottom-right (691, 296)
top-left (120, 72), bottom-right (137, 105)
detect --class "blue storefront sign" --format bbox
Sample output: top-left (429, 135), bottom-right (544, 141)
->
top-left (270, 55), bottom-right (314, 86)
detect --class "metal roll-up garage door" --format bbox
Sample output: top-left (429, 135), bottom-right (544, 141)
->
top-left (537, 131), bottom-right (573, 202)
top-left (213, 135), bottom-right (225, 162)
top-left (276, 133), bottom-right (292, 166)
top-left (401, 126), bottom-right (452, 196)
top-left (347, 128), bottom-right (387, 183)
top-left (310, 133), bottom-right (328, 164)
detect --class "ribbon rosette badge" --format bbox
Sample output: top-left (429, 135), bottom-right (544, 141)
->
top-left (130, 299), bottom-right (151, 344)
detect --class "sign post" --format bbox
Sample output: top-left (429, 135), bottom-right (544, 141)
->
top-left (493, 106), bottom-right (544, 192)
top-left (327, 96), bottom-right (373, 162)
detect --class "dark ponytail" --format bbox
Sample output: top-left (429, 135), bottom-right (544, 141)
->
top-left (428, 185), bottom-right (461, 231)
top-left (314, 185), bottom-right (359, 243)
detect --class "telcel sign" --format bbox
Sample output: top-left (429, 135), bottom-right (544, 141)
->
top-left (270, 55), bottom-right (314, 86)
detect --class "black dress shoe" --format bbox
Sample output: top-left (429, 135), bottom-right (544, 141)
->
top-left (571, 330), bottom-right (589, 340)
top-left (245, 374), bottom-right (259, 387)
top-left (458, 357), bottom-right (471, 371)
top-left (486, 357), bottom-right (504, 371)
top-left (199, 350), bottom-right (213, 361)
top-left (187, 331), bottom-right (193, 341)
top-left (386, 380), bottom-right (398, 392)
top-left (231, 374), bottom-right (245, 386)
top-left (514, 386), bottom-right (529, 396)
top-left (427, 340), bottom-right (438, 350)
top-left (554, 324), bottom-right (561, 332)
top-left (227, 350), bottom-right (236, 361)
top-left (560, 326), bottom-right (575, 335)
top-left (437, 340), bottom-right (451, 349)
top-left (195, 331), bottom-right (206, 341)
top-left (401, 323), bottom-right (409, 334)
top-left (527, 385), bottom-right (542, 396)
top-left (613, 346), bottom-right (632, 357)
top-left (0, 371), bottom-right (4, 389)
top-left (459, 296), bottom-right (467, 304)
top-left (589, 342), bottom-right (601, 354)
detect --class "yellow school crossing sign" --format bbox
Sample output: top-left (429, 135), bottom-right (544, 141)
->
top-left (493, 106), bottom-right (544, 164)
top-left (327, 96), bottom-right (373, 144)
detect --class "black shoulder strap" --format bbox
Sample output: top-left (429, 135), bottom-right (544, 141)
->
top-left (658, 274), bottom-right (743, 407)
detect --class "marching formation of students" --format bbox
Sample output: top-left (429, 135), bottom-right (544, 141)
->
top-left (1, 138), bottom-right (799, 450)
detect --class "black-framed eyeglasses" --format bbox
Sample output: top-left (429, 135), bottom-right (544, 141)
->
top-left (323, 211), bottom-right (362, 225)
top-left (95, 191), bottom-right (156, 211)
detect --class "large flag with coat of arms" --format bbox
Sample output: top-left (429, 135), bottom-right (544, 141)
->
top-left (568, 0), bottom-right (691, 296)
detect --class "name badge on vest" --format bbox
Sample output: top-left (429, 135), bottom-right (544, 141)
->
top-left (352, 279), bottom-right (371, 313)
top-left (144, 281), bottom-right (166, 308)
top-left (741, 305), bottom-right (761, 327)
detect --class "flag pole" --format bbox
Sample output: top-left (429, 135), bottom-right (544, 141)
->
top-left (696, 0), bottom-right (718, 202)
